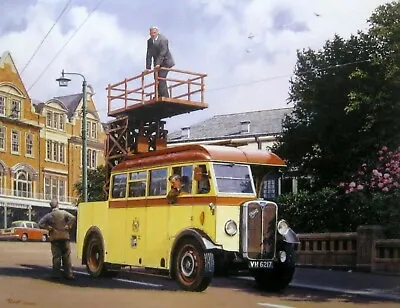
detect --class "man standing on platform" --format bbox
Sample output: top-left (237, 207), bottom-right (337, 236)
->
top-left (145, 26), bottom-right (175, 98)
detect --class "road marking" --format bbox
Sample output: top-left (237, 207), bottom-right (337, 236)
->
top-left (258, 303), bottom-right (295, 308)
top-left (72, 270), bottom-right (164, 288)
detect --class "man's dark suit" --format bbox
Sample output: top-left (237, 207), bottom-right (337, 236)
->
top-left (146, 33), bottom-right (175, 98)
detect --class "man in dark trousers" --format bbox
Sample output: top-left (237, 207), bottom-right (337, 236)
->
top-left (145, 26), bottom-right (175, 98)
top-left (39, 199), bottom-right (76, 280)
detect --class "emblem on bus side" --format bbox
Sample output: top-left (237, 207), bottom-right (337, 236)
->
top-left (132, 218), bottom-right (139, 232)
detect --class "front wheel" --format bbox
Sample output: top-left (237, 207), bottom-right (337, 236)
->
top-left (174, 238), bottom-right (215, 292)
top-left (252, 243), bottom-right (296, 292)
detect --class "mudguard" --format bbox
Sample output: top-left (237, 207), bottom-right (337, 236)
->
top-left (170, 228), bottom-right (222, 256)
top-left (283, 228), bottom-right (300, 244)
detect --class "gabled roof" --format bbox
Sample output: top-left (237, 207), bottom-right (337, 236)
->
top-left (168, 107), bottom-right (293, 142)
top-left (53, 93), bottom-right (83, 119)
top-left (0, 51), bottom-right (30, 99)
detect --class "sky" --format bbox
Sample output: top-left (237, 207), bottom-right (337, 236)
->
top-left (0, 0), bottom-right (390, 133)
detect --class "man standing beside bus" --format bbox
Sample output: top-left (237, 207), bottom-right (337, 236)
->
top-left (39, 199), bottom-right (76, 280)
top-left (145, 26), bottom-right (175, 98)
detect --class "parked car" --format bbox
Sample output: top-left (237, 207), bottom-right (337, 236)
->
top-left (0, 220), bottom-right (49, 242)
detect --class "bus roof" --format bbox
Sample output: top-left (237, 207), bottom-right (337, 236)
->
top-left (112, 144), bottom-right (286, 172)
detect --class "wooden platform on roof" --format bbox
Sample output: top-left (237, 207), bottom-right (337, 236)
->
top-left (107, 67), bottom-right (207, 120)
top-left (108, 96), bottom-right (208, 120)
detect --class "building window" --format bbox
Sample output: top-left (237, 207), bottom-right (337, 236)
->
top-left (87, 120), bottom-right (98, 139)
top-left (11, 100), bottom-right (21, 118)
top-left (60, 144), bottom-right (65, 163)
top-left (87, 149), bottom-right (97, 169)
top-left (26, 133), bottom-right (33, 156)
top-left (44, 175), bottom-right (67, 202)
top-left (47, 112), bottom-right (52, 127)
top-left (11, 130), bottom-right (20, 154)
top-left (46, 110), bottom-right (65, 131)
top-left (0, 164), bottom-right (5, 194)
top-left (0, 126), bottom-right (5, 151)
top-left (0, 96), bottom-right (5, 115)
top-left (13, 169), bottom-right (33, 198)
top-left (46, 140), bottom-right (65, 163)
top-left (59, 115), bottom-right (64, 130)
top-left (91, 122), bottom-right (97, 139)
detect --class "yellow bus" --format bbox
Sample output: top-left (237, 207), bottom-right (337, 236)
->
top-left (76, 144), bottom-right (300, 292)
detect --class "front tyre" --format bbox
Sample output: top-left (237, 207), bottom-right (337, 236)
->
top-left (253, 243), bottom-right (296, 292)
top-left (174, 238), bottom-right (215, 292)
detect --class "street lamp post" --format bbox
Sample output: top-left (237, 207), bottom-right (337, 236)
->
top-left (56, 70), bottom-right (88, 202)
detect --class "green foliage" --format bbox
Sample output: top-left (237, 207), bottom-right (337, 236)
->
top-left (74, 165), bottom-right (107, 202)
top-left (273, 1), bottom-right (400, 191)
top-left (276, 189), bottom-right (400, 237)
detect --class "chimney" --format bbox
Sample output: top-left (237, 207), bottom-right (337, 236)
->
top-left (181, 126), bottom-right (190, 138)
top-left (240, 120), bottom-right (250, 133)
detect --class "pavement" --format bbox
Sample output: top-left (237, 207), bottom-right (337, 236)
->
top-left (238, 267), bottom-right (400, 302)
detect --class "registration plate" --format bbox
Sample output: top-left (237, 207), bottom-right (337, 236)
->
top-left (248, 260), bottom-right (274, 269)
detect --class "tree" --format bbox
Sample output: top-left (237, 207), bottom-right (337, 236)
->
top-left (74, 165), bottom-right (107, 202)
top-left (273, 1), bottom-right (400, 190)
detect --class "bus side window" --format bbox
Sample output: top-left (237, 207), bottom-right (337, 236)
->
top-left (195, 165), bottom-right (210, 194)
top-left (171, 165), bottom-right (193, 194)
top-left (128, 171), bottom-right (147, 197)
top-left (149, 168), bottom-right (167, 196)
top-left (112, 174), bottom-right (127, 198)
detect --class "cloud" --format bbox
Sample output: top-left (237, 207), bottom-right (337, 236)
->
top-left (0, 0), bottom-right (389, 133)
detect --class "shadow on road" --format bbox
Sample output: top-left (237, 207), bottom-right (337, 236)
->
top-left (0, 264), bottom-right (398, 305)
top-left (0, 264), bottom-right (179, 292)
top-left (210, 274), bottom-right (399, 305)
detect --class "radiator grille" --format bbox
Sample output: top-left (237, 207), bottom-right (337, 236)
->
top-left (241, 201), bottom-right (277, 259)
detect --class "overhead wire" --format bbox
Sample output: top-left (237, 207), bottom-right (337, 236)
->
top-left (27, 0), bottom-right (105, 92)
top-left (21, 0), bottom-right (72, 75)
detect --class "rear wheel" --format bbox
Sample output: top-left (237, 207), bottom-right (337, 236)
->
top-left (41, 234), bottom-right (48, 242)
top-left (85, 234), bottom-right (118, 278)
top-left (174, 238), bottom-right (214, 292)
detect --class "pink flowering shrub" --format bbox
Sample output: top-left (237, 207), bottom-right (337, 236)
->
top-left (340, 146), bottom-right (400, 194)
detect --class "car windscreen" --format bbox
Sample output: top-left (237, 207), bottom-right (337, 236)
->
top-left (213, 163), bottom-right (254, 194)
top-left (11, 222), bottom-right (24, 228)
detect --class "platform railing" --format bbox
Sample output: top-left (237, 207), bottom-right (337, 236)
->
top-left (107, 68), bottom-right (207, 116)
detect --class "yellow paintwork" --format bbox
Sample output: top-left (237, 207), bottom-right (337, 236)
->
top-left (77, 161), bottom-right (253, 271)
top-left (215, 206), bottom-right (241, 252)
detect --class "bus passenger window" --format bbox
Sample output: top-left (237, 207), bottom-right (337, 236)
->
top-left (128, 171), bottom-right (147, 197)
top-left (195, 165), bottom-right (210, 194)
top-left (112, 174), bottom-right (127, 198)
top-left (149, 168), bottom-right (167, 196)
top-left (171, 165), bottom-right (193, 193)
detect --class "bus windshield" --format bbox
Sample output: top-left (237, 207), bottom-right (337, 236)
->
top-left (213, 163), bottom-right (255, 194)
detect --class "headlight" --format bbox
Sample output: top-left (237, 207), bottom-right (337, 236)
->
top-left (224, 220), bottom-right (238, 236)
top-left (277, 219), bottom-right (289, 235)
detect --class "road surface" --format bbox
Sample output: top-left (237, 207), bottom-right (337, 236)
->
top-left (0, 242), bottom-right (398, 308)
